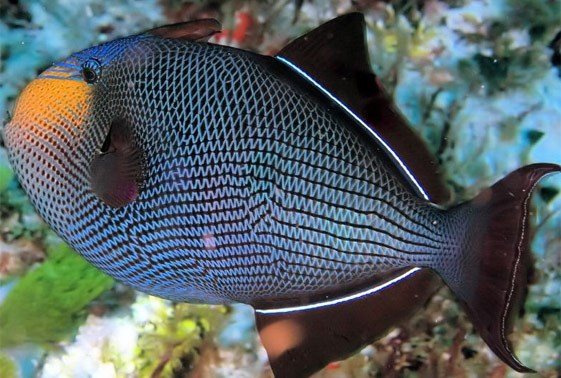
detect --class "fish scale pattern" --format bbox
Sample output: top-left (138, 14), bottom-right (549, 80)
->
top-left (5, 35), bottom-right (465, 305)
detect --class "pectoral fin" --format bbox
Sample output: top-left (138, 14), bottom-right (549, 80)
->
top-left (90, 118), bottom-right (143, 208)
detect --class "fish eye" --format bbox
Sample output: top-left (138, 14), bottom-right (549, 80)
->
top-left (81, 58), bottom-right (102, 84)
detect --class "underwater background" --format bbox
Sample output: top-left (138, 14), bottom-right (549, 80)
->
top-left (0, 0), bottom-right (560, 377)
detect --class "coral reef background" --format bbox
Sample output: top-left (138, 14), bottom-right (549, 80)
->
top-left (0, 1), bottom-right (560, 377)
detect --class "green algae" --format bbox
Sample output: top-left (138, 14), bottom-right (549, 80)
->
top-left (0, 242), bottom-right (113, 347)
top-left (135, 303), bottom-right (229, 377)
top-left (0, 353), bottom-right (18, 378)
top-left (0, 165), bottom-right (14, 193)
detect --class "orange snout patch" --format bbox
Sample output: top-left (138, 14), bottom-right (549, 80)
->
top-left (9, 77), bottom-right (92, 139)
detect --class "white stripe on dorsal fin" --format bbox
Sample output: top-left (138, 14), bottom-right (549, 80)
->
top-left (276, 13), bottom-right (450, 204)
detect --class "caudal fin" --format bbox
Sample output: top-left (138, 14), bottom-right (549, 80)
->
top-left (444, 163), bottom-right (560, 372)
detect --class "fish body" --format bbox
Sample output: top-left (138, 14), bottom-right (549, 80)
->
top-left (6, 30), bottom-right (451, 305)
top-left (3, 13), bottom-right (558, 376)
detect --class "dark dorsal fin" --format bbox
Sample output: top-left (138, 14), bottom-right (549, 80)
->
top-left (148, 19), bottom-right (221, 42)
top-left (255, 268), bottom-right (441, 378)
top-left (276, 12), bottom-right (449, 204)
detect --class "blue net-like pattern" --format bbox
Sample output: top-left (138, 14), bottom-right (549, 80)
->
top-left (5, 36), bottom-right (458, 305)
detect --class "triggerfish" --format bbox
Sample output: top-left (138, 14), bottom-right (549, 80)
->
top-left (3, 13), bottom-right (559, 377)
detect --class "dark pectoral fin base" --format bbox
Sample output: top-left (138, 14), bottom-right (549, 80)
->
top-left (90, 118), bottom-right (144, 208)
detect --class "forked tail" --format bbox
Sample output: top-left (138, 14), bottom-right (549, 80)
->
top-left (441, 163), bottom-right (560, 372)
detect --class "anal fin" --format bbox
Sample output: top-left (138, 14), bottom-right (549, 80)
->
top-left (255, 268), bottom-right (441, 378)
